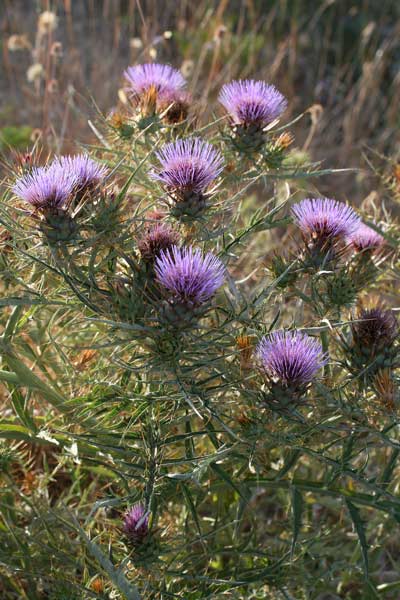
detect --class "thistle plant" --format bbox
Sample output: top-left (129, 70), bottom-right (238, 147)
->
top-left (13, 164), bottom-right (79, 241)
top-left (13, 164), bottom-right (77, 210)
top-left (51, 153), bottom-right (108, 197)
top-left (150, 137), bottom-right (224, 219)
top-left (256, 330), bottom-right (327, 410)
top-left (284, 197), bottom-right (388, 315)
top-left (219, 79), bottom-right (287, 153)
top-left (123, 504), bottom-right (150, 545)
top-left (1, 55), bottom-right (399, 600)
top-left (154, 245), bottom-right (225, 328)
top-left (125, 63), bottom-right (185, 96)
top-left (124, 62), bottom-right (190, 125)
top-left (348, 222), bottom-right (385, 253)
top-left (291, 197), bottom-right (360, 268)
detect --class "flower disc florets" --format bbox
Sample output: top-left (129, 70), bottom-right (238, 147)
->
top-left (51, 154), bottom-right (108, 193)
top-left (123, 503), bottom-right (149, 545)
top-left (256, 330), bottom-right (327, 392)
top-left (150, 137), bottom-right (224, 217)
top-left (124, 63), bottom-right (189, 121)
top-left (291, 197), bottom-right (360, 266)
top-left (218, 79), bottom-right (287, 153)
top-left (292, 198), bottom-right (360, 241)
top-left (13, 165), bottom-right (77, 211)
top-left (154, 245), bottom-right (225, 308)
top-left (348, 223), bottom-right (384, 253)
top-left (219, 79), bottom-right (287, 129)
top-left (125, 63), bottom-right (186, 98)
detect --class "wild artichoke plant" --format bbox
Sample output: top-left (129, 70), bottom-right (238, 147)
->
top-left (1, 60), bottom-right (399, 600)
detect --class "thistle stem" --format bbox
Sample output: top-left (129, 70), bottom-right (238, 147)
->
top-left (320, 328), bottom-right (331, 379)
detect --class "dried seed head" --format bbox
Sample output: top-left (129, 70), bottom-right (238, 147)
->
top-left (130, 38), bottom-right (143, 50)
top-left (373, 369), bottom-right (398, 411)
top-left (38, 11), bottom-right (58, 34)
top-left (7, 34), bottom-right (30, 51)
top-left (214, 25), bottom-right (228, 41)
top-left (275, 132), bottom-right (294, 150)
top-left (50, 41), bottom-right (63, 57)
top-left (351, 304), bottom-right (398, 355)
top-left (27, 63), bottom-right (44, 83)
top-left (138, 223), bottom-right (180, 262)
top-left (181, 59), bottom-right (194, 78)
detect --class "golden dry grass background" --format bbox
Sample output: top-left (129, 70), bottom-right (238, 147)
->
top-left (1, 0), bottom-right (400, 201)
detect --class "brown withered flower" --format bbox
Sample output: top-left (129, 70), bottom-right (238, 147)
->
top-left (138, 222), bottom-right (180, 262)
top-left (373, 369), bottom-right (398, 412)
top-left (236, 334), bottom-right (254, 370)
top-left (351, 303), bottom-right (398, 357)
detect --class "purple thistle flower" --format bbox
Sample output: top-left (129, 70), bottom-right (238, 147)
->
top-left (218, 79), bottom-right (287, 128)
top-left (154, 245), bottom-right (225, 307)
top-left (13, 165), bottom-right (77, 210)
top-left (150, 137), bottom-right (224, 197)
top-left (125, 63), bottom-right (186, 97)
top-left (123, 503), bottom-right (149, 544)
top-left (291, 198), bottom-right (360, 241)
top-left (52, 154), bottom-right (108, 191)
top-left (256, 330), bottom-right (327, 388)
top-left (348, 223), bottom-right (384, 252)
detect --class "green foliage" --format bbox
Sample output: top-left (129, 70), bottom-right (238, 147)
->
top-left (0, 126), bottom-right (32, 151)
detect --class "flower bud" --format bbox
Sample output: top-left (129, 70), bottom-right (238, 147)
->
top-left (123, 504), bottom-right (149, 545)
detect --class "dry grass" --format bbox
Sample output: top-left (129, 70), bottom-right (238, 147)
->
top-left (1, 0), bottom-right (399, 200)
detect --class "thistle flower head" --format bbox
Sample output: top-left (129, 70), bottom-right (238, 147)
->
top-left (13, 165), bottom-right (77, 210)
top-left (291, 198), bottom-right (360, 241)
top-left (123, 503), bottom-right (149, 544)
top-left (256, 330), bottom-right (327, 388)
top-left (52, 154), bottom-right (108, 191)
top-left (151, 137), bottom-right (224, 197)
top-left (125, 63), bottom-right (186, 98)
top-left (218, 79), bottom-right (287, 128)
top-left (154, 245), bottom-right (225, 307)
top-left (138, 222), bottom-right (180, 261)
top-left (352, 305), bottom-right (398, 353)
top-left (348, 223), bottom-right (384, 252)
